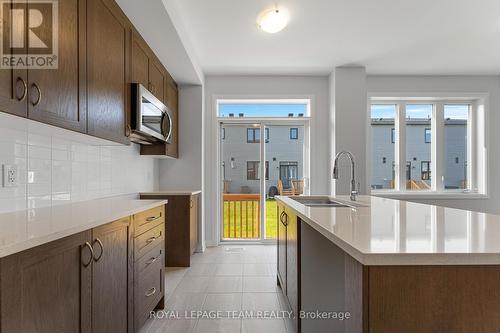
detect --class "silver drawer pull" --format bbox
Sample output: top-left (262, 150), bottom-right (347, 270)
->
top-left (146, 231), bottom-right (162, 244)
top-left (146, 212), bottom-right (162, 222)
top-left (145, 287), bottom-right (156, 297)
top-left (146, 254), bottom-right (161, 265)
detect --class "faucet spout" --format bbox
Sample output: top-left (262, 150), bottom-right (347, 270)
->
top-left (333, 151), bottom-right (358, 201)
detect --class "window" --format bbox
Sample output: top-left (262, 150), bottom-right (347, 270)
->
top-left (406, 104), bottom-right (432, 190)
top-left (247, 128), bottom-right (269, 143)
top-left (218, 101), bottom-right (310, 118)
top-left (221, 128), bottom-right (225, 140)
top-left (370, 104), bottom-right (396, 189)
top-left (424, 128), bottom-right (431, 143)
top-left (421, 161), bottom-right (431, 180)
top-left (290, 128), bottom-right (299, 140)
top-left (279, 162), bottom-right (298, 188)
top-left (247, 161), bottom-right (269, 180)
top-left (370, 98), bottom-right (484, 195)
top-left (444, 104), bottom-right (469, 189)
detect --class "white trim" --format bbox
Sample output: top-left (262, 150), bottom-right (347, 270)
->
top-left (372, 191), bottom-right (488, 200)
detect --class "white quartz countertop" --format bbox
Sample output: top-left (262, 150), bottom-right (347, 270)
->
top-left (140, 190), bottom-right (202, 196)
top-left (276, 195), bottom-right (500, 265)
top-left (0, 196), bottom-right (168, 258)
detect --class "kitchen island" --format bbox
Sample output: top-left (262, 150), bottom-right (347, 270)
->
top-left (276, 195), bottom-right (500, 333)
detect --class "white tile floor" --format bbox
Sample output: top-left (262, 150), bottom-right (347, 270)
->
top-left (140, 245), bottom-right (294, 333)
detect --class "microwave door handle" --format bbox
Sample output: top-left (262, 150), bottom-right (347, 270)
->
top-left (164, 112), bottom-right (173, 143)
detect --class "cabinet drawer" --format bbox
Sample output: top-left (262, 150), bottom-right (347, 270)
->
top-left (134, 205), bottom-right (165, 237)
top-left (136, 244), bottom-right (164, 274)
top-left (135, 223), bottom-right (164, 260)
top-left (135, 257), bottom-right (163, 330)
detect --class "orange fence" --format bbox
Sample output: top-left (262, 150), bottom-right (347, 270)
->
top-left (223, 193), bottom-right (260, 239)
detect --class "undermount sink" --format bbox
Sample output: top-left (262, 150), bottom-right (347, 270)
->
top-left (290, 196), bottom-right (353, 208)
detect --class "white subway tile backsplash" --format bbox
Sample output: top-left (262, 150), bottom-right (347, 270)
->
top-left (0, 112), bottom-right (159, 213)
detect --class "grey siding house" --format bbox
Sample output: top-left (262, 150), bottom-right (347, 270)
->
top-left (371, 119), bottom-right (467, 189)
top-left (222, 125), bottom-right (304, 194)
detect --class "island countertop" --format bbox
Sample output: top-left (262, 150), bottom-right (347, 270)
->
top-left (276, 195), bottom-right (500, 265)
top-left (0, 195), bottom-right (168, 258)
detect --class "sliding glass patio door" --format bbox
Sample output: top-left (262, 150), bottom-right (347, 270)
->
top-left (219, 122), bottom-right (308, 242)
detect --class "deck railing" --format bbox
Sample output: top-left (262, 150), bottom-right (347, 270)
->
top-left (223, 193), bottom-right (260, 239)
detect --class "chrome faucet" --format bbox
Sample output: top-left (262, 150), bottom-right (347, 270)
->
top-left (333, 151), bottom-right (359, 201)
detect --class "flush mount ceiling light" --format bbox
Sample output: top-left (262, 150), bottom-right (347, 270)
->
top-left (257, 8), bottom-right (289, 33)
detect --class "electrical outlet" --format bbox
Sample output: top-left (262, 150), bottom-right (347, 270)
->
top-left (2, 164), bottom-right (18, 187)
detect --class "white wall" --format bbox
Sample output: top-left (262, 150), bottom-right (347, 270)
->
top-left (329, 67), bottom-right (367, 196)
top-left (0, 112), bottom-right (159, 213)
top-left (203, 75), bottom-right (330, 246)
top-left (159, 85), bottom-right (203, 190)
top-left (367, 75), bottom-right (500, 214)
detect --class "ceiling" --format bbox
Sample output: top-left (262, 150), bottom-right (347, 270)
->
top-left (167, 0), bottom-right (500, 76)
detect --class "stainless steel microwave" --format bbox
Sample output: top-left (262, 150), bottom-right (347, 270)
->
top-left (130, 83), bottom-right (172, 144)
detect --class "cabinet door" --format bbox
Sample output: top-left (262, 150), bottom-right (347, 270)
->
top-left (130, 30), bottom-right (149, 89)
top-left (277, 203), bottom-right (287, 293)
top-left (0, 231), bottom-right (92, 333)
top-left (0, 0), bottom-right (28, 117)
top-left (149, 60), bottom-right (165, 102)
top-left (87, 0), bottom-right (129, 144)
top-left (190, 194), bottom-right (199, 255)
top-left (166, 79), bottom-right (178, 157)
top-left (28, 0), bottom-right (87, 132)
top-left (91, 217), bottom-right (131, 333)
top-left (286, 209), bottom-right (299, 323)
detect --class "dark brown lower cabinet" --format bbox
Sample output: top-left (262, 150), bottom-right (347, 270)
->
top-left (0, 210), bottom-right (161, 333)
top-left (140, 193), bottom-right (199, 267)
top-left (0, 231), bottom-right (92, 333)
top-left (91, 217), bottom-right (132, 333)
top-left (276, 204), bottom-right (301, 332)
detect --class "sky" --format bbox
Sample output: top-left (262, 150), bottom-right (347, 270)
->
top-left (371, 104), bottom-right (469, 120)
top-left (218, 103), bottom-right (308, 117)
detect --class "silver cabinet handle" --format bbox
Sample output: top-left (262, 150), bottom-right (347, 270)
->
top-left (146, 253), bottom-right (161, 265)
top-left (190, 199), bottom-right (193, 208)
top-left (15, 77), bottom-right (27, 101)
top-left (146, 236), bottom-right (157, 244)
top-left (279, 211), bottom-right (288, 226)
top-left (146, 212), bottom-right (161, 222)
top-left (81, 242), bottom-right (94, 267)
top-left (30, 83), bottom-right (41, 106)
top-left (92, 238), bottom-right (104, 262)
top-left (145, 287), bottom-right (156, 297)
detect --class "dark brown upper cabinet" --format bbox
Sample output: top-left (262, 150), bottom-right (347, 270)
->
top-left (86, 0), bottom-right (130, 144)
top-left (166, 77), bottom-right (179, 158)
top-left (28, 0), bottom-right (87, 133)
top-left (0, 0), bottom-right (28, 118)
top-left (130, 29), bottom-right (165, 103)
top-left (0, 0), bottom-right (87, 132)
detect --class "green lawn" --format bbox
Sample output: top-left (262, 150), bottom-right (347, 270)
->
top-left (223, 199), bottom-right (277, 240)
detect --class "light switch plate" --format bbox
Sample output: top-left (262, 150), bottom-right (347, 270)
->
top-left (2, 164), bottom-right (18, 187)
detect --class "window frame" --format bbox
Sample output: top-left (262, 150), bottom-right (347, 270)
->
top-left (246, 128), bottom-right (269, 143)
top-left (421, 161), bottom-right (431, 180)
top-left (368, 97), bottom-right (488, 198)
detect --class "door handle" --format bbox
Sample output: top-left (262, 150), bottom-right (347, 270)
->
top-left (30, 83), bottom-right (41, 106)
top-left (15, 77), bottom-right (27, 101)
top-left (81, 242), bottom-right (94, 267)
top-left (92, 238), bottom-right (104, 262)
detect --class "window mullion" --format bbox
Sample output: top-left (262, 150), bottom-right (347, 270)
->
top-left (395, 103), bottom-right (406, 191)
top-left (433, 103), bottom-right (445, 191)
